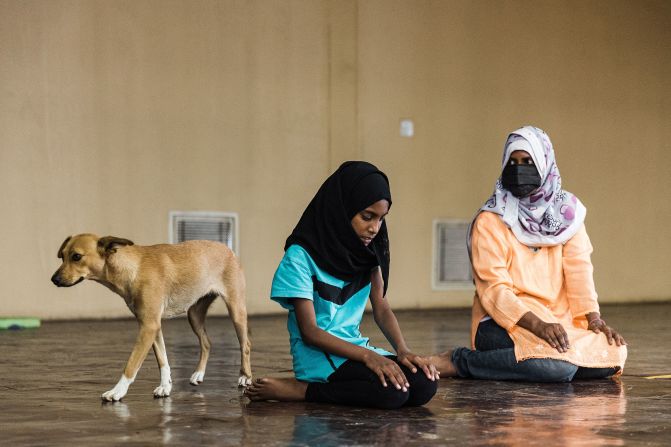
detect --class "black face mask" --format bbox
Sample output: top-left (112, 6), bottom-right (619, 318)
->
top-left (501, 164), bottom-right (541, 198)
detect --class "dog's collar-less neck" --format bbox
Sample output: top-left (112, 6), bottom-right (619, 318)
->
top-left (93, 277), bottom-right (126, 297)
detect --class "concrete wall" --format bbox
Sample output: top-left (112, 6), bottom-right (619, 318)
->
top-left (1, 0), bottom-right (669, 319)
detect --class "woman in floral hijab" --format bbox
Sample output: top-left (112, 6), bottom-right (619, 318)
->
top-left (432, 126), bottom-right (627, 382)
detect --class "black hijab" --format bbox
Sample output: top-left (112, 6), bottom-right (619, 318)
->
top-left (285, 161), bottom-right (392, 296)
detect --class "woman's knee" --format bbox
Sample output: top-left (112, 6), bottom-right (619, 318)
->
top-left (374, 387), bottom-right (410, 409)
top-left (522, 359), bottom-right (578, 382)
top-left (405, 374), bottom-right (438, 407)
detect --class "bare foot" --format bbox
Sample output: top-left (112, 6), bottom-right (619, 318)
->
top-left (428, 350), bottom-right (457, 377)
top-left (244, 377), bottom-right (308, 402)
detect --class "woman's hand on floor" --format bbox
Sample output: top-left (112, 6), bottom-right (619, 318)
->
top-left (587, 316), bottom-right (627, 346)
top-left (397, 350), bottom-right (439, 381)
top-left (363, 351), bottom-right (409, 391)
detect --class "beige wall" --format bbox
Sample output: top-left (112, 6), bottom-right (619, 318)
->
top-left (358, 0), bottom-right (671, 307)
top-left (1, 0), bottom-right (669, 320)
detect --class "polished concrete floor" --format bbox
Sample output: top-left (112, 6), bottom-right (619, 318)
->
top-left (1, 303), bottom-right (670, 446)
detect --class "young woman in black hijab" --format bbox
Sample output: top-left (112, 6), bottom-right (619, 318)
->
top-left (246, 161), bottom-right (438, 409)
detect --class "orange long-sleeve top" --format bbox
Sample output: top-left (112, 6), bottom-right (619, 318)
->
top-left (470, 211), bottom-right (627, 369)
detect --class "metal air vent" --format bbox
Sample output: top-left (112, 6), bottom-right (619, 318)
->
top-left (432, 219), bottom-right (473, 290)
top-left (169, 211), bottom-right (238, 254)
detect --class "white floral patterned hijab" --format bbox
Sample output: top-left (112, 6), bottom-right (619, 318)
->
top-left (469, 125), bottom-right (586, 252)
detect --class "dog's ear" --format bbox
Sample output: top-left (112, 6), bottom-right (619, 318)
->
top-left (57, 236), bottom-right (72, 259)
top-left (97, 236), bottom-right (134, 256)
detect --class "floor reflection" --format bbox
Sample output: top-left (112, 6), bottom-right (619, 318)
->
top-left (441, 379), bottom-right (626, 446)
top-left (241, 400), bottom-right (437, 446)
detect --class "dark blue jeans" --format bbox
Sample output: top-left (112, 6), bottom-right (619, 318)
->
top-left (451, 319), bottom-right (619, 382)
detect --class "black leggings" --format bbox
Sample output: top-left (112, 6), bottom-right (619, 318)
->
top-left (305, 356), bottom-right (437, 409)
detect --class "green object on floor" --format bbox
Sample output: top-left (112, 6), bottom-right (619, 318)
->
top-left (0, 318), bottom-right (41, 330)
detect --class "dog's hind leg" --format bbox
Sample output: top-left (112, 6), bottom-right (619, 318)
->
top-left (151, 329), bottom-right (172, 397)
top-left (222, 278), bottom-right (252, 387)
top-left (187, 293), bottom-right (217, 385)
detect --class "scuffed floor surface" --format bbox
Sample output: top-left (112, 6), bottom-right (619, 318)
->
top-left (1, 303), bottom-right (669, 446)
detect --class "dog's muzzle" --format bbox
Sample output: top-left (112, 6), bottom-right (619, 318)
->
top-left (51, 273), bottom-right (84, 287)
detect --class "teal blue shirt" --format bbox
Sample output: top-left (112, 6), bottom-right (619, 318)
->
top-left (271, 244), bottom-right (391, 382)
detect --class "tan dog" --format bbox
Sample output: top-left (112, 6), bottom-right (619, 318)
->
top-left (51, 234), bottom-right (252, 401)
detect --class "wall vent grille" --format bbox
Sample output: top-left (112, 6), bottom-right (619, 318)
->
top-left (169, 211), bottom-right (238, 254)
top-left (433, 219), bottom-right (473, 289)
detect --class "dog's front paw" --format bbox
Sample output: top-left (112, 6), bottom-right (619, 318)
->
top-left (102, 387), bottom-right (127, 402)
top-left (238, 375), bottom-right (252, 388)
top-left (153, 383), bottom-right (172, 398)
top-left (101, 375), bottom-right (133, 401)
top-left (153, 366), bottom-right (172, 397)
top-left (190, 370), bottom-right (205, 386)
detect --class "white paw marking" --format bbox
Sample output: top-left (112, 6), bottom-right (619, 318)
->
top-left (102, 375), bottom-right (134, 401)
top-left (190, 370), bottom-right (205, 386)
top-left (153, 383), bottom-right (172, 397)
top-left (238, 375), bottom-right (252, 387)
top-left (154, 365), bottom-right (172, 397)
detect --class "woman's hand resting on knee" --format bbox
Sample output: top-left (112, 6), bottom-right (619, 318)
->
top-left (517, 311), bottom-right (570, 353)
top-left (586, 312), bottom-right (627, 346)
top-left (397, 350), bottom-right (439, 381)
top-left (362, 351), bottom-right (409, 391)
